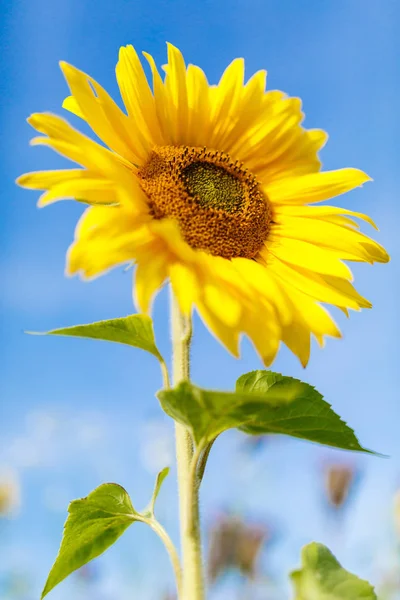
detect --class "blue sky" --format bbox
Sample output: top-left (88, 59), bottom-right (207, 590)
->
top-left (1, 0), bottom-right (399, 598)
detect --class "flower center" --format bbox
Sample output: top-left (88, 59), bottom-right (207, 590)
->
top-left (137, 146), bottom-right (271, 259)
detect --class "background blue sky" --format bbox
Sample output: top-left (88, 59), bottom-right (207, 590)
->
top-left (1, 1), bottom-right (399, 598)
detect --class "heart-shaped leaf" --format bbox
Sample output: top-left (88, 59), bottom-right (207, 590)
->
top-left (157, 371), bottom-right (374, 453)
top-left (42, 468), bottom-right (169, 598)
top-left (42, 484), bottom-right (137, 598)
top-left (291, 542), bottom-right (377, 599)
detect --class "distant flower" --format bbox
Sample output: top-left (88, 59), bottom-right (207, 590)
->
top-left (0, 468), bottom-right (21, 517)
top-left (207, 514), bottom-right (268, 582)
top-left (18, 45), bottom-right (388, 365)
top-left (324, 463), bottom-right (357, 510)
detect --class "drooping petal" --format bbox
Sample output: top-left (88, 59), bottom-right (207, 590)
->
top-left (169, 262), bottom-right (199, 315)
top-left (27, 113), bottom-right (122, 174)
top-left (59, 61), bottom-right (143, 164)
top-left (17, 169), bottom-right (116, 206)
top-left (116, 45), bottom-right (165, 147)
top-left (273, 215), bottom-right (389, 263)
top-left (267, 254), bottom-right (371, 310)
top-left (265, 168), bottom-right (371, 205)
top-left (274, 204), bottom-right (378, 230)
top-left (134, 255), bottom-right (169, 313)
top-left (265, 236), bottom-right (354, 280)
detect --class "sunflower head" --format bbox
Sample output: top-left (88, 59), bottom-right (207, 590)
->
top-left (17, 43), bottom-right (389, 366)
top-left (138, 145), bottom-right (271, 259)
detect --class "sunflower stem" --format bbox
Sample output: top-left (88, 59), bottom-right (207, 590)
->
top-left (171, 290), bottom-right (205, 600)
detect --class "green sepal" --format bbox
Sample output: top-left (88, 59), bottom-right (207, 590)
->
top-left (75, 198), bottom-right (119, 206)
top-left (291, 542), bottom-right (377, 599)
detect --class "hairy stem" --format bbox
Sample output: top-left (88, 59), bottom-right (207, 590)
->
top-left (147, 518), bottom-right (183, 594)
top-left (171, 291), bottom-right (205, 600)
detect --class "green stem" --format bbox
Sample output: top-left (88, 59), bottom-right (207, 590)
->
top-left (147, 518), bottom-right (183, 594)
top-left (171, 291), bottom-right (205, 600)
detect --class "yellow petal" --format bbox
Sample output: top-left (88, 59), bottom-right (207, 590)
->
top-left (17, 169), bottom-right (85, 189)
top-left (27, 113), bottom-right (121, 174)
top-left (282, 321), bottom-right (310, 367)
top-left (143, 51), bottom-right (173, 144)
top-left (232, 257), bottom-right (292, 325)
top-left (59, 61), bottom-right (143, 164)
top-left (274, 215), bottom-right (389, 263)
top-left (169, 262), bottom-right (198, 315)
top-left (164, 43), bottom-right (189, 144)
top-left (268, 256), bottom-right (370, 310)
top-left (134, 256), bottom-right (168, 313)
top-left (274, 204), bottom-right (378, 229)
top-left (266, 236), bottom-right (353, 280)
top-left (208, 58), bottom-right (245, 148)
top-left (62, 95), bottom-right (84, 118)
top-left (244, 318), bottom-right (281, 367)
top-left (185, 64), bottom-right (211, 146)
top-left (196, 301), bottom-right (240, 357)
top-left (17, 168), bottom-right (117, 206)
top-left (239, 97), bottom-right (303, 170)
top-left (116, 46), bottom-right (164, 147)
top-left (256, 129), bottom-right (328, 182)
top-left (265, 168), bottom-right (371, 205)
top-left (37, 178), bottom-right (116, 207)
top-left (203, 284), bottom-right (242, 327)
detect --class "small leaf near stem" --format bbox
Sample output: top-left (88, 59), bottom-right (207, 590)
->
top-left (291, 542), bottom-right (377, 599)
top-left (144, 466), bottom-right (170, 518)
top-left (41, 484), bottom-right (137, 598)
top-left (41, 476), bottom-right (181, 599)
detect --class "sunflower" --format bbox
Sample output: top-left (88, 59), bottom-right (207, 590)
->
top-left (17, 44), bottom-right (389, 366)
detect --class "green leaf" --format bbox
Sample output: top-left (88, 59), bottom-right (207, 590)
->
top-left (41, 483), bottom-right (138, 598)
top-left (157, 371), bottom-right (373, 453)
top-left (42, 468), bottom-right (171, 598)
top-left (144, 467), bottom-right (170, 518)
top-left (291, 542), bottom-right (377, 599)
top-left (236, 371), bottom-right (372, 452)
top-left (29, 314), bottom-right (163, 362)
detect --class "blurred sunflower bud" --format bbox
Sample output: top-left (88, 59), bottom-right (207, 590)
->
top-left (208, 514), bottom-right (268, 583)
top-left (393, 490), bottom-right (400, 539)
top-left (324, 464), bottom-right (356, 510)
top-left (0, 468), bottom-right (21, 517)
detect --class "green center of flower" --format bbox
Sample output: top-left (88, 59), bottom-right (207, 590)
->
top-left (137, 145), bottom-right (271, 260)
top-left (181, 162), bottom-right (245, 214)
